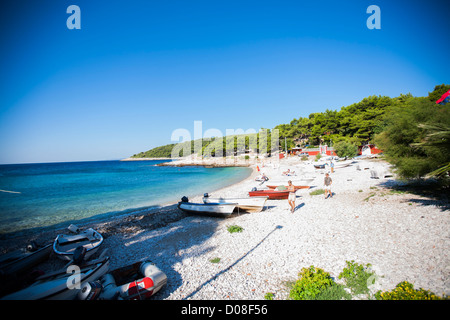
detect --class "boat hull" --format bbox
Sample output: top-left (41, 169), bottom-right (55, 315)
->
top-left (0, 244), bottom-right (52, 276)
top-left (202, 196), bottom-right (268, 213)
top-left (84, 261), bottom-right (167, 300)
top-left (1, 257), bottom-right (110, 300)
top-left (178, 202), bottom-right (237, 217)
top-left (248, 190), bottom-right (290, 200)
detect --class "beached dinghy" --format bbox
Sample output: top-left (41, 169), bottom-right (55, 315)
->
top-left (53, 226), bottom-right (103, 261)
top-left (178, 197), bottom-right (237, 217)
top-left (202, 194), bottom-right (268, 213)
top-left (314, 164), bottom-right (326, 169)
top-left (1, 255), bottom-right (110, 300)
top-left (248, 189), bottom-right (290, 200)
top-left (79, 261), bottom-right (167, 300)
top-left (0, 242), bottom-right (52, 277)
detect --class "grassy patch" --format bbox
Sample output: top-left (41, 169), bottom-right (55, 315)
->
top-left (227, 225), bottom-right (243, 233)
top-left (363, 192), bottom-right (376, 201)
top-left (209, 257), bottom-right (221, 263)
top-left (309, 189), bottom-right (325, 196)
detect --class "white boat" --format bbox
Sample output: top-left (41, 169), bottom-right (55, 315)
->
top-left (1, 256), bottom-right (110, 300)
top-left (53, 227), bottom-right (103, 261)
top-left (178, 198), bottom-right (237, 217)
top-left (202, 195), bottom-right (268, 213)
top-left (79, 261), bottom-right (167, 300)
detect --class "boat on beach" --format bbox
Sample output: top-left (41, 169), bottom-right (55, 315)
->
top-left (314, 164), bottom-right (327, 169)
top-left (0, 242), bottom-right (52, 277)
top-left (248, 189), bottom-right (290, 200)
top-left (1, 255), bottom-right (110, 300)
top-left (53, 227), bottom-right (103, 261)
top-left (202, 194), bottom-right (268, 213)
top-left (79, 261), bottom-right (167, 300)
top-left (178, 197), bottom-right (237, 217)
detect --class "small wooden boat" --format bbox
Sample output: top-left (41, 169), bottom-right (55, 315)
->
top-left (79, 261), bottom-right (167, 300)
top-left (0, 243), bottom-right (52, 277)
top-left (1, 256), bottom-right (110, 300)
top-left (314, 164), bottom-right (326, 169)
top-left (178, 198), bottom-right (237, 217)
top-left (202, 195), bottom-right (268, 213)
top-left (266, 185), bottom-right (310, 191)
top-left (53, 227), bottom-right (103, 261)
top-left (248, 189), bottom-right (290, 200)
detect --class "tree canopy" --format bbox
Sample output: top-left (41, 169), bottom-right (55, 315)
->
top-left (131, 84), bottom-right (450, 181)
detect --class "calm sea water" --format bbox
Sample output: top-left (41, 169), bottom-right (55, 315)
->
top-left (0, 160), bottom-right (251, 237)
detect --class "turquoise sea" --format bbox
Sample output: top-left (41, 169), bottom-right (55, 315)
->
top-left (0, 160), bottom-right (251, 238)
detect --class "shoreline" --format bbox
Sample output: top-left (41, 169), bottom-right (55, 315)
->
top-left (0, 157), bottom-right (448, 300)
top-left (0, 164), bottom-right (256, 249)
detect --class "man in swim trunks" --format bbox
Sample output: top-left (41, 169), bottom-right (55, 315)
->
top-left (287, 180), bottom-right (296, 212)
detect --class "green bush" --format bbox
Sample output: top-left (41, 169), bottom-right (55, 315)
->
top-left (375, 281), bottom-right (446, 300)
top-left (227, 225), bottom-right (243, 233)
top-left (338, 260), bottom-right (375, 295)
top-left (334, 141), bottom-right (358, 159)
top-left (289, 266), bottom-right (335, 300)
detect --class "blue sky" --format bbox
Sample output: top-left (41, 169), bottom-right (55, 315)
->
top-left (0, 0), bottom-right (449, 164)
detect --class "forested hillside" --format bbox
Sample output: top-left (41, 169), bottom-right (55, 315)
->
top-left (131, 84), bottom-right (450, 180)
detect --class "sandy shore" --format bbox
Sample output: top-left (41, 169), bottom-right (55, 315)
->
top-left (1, 156), bottom-right (448, 300)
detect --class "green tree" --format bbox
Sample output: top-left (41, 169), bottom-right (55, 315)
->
top-left (334, 141), bottom-right (358, 158)
top-left (374, 97), bottom-right (450, 179)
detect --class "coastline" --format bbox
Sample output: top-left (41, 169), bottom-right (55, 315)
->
top-left (0, 157), bottom-right (448, 300)
top-left (0, 163), bottom-right (256, 249)
top-left (120, 157), bottom-right (173, 161)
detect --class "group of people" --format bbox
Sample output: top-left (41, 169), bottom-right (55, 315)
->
top-left (287, 172), bottom-right (333, 213)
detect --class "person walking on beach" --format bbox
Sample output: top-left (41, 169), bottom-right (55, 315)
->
top-left (330, 161), bottom-right (334, 173)
top-left (287, 180), bottom-right (296, 212)
top-left (324, 173), bottom-right (332, 199)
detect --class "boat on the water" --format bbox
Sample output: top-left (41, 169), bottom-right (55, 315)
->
top-left (1, 256), bottom-right (110, 300)
top-left (53, 227), bottom-right (103, 261)
top-left (266, 185), bottom-right (310, 191)
top-left (0, 242), bottom-right (52, 277)
top-left (202, 194), bottom-right (268, 213)
top-left (178, 197), bottom-right (237, 217)
top-left (248, 189), bottom-right (290, 200)
top-left (79, 261), bottom-right (167, 300)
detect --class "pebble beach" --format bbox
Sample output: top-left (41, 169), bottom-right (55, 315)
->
top-left (1, 156), bottom-right (449, 300)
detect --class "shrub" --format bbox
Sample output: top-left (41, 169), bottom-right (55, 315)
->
top-left (264, 292), bottom-right (275, 300)
top-left (315, 283), bottom-right (352, 300)
top-left (334, 141), bottom-right (358, 158)
top-left (338, 260), bottom-right (375, 295)
top-left (375, 281), bottom-right (446, 300)
top-left (289, 266), bottom-right (335, 300)
top-left (227, 225), bottom-right (243, 233)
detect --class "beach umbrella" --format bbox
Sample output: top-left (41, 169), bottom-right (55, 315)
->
top-left (436, 90), bottom-right (450, 105)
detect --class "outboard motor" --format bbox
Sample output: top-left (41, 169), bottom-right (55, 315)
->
top-left (73, 246), bottom-right (87, 265)
top-left (251, 187), bottom-right (257, 192)
top-left (181, 196), bottom-right (189, 202)
top-left (203, 193), bottom-right (209, 198)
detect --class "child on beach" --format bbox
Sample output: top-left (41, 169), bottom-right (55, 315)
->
top-left (287, 180), bottom-right (296, 212)
top-left (324, 173), bottom-right (332, 199)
